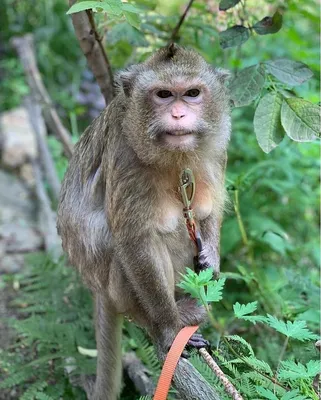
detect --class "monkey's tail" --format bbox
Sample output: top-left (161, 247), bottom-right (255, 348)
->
top-left (93, 294), bottom-right (123, 400)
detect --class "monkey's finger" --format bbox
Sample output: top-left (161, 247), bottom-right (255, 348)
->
top-left (181, 349), bottom-right (190, 359)
top-left (187, 333), bottom-right (211, 351)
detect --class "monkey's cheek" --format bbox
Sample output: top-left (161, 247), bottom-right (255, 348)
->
top-left (162, 134), bottom-right (197, 151)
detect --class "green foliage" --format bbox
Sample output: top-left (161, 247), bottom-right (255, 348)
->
top-left (0, 254), bottom-right (94, 399)
top-left (177, 268), bottom-right (319, 399)
top-left (177, 268), bottom-right (226, 304)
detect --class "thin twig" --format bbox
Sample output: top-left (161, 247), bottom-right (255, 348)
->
top-left (69, 0), bottom-right (115, 105)
top-left (12, 35), bottom-right (74, 159)
top-left (199, 348), bottom-right (244, 400)
top-left (169, 0), bottom-right (195, 44)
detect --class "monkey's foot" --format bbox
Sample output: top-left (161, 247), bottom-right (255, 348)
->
top-left (181, 333), bottom-right (210, 358)
top-left (187, 333), bottom-right (210, 351)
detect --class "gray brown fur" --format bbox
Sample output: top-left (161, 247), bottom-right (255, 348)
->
top-left (57, 45), bottom-right (231, 400)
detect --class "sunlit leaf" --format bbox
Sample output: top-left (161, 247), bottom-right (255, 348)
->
top-left (253, 11), bottom-right (283, 35)
top-left (219, 25), bottom-right (250, 49)
top-left (124, 11), bottom-right (141, 29)
top-left (67, 0), bottom-right (122, 15)
top-left (264, 59), bottom-right (313, 86)
top-left (205, 278), bottom-right (226, 302)
top-left (229, 64), bottom-right (265, 107)
top-left (233, 301), bottom-right (258, 317)
top-left (77, 346), bottom-right (98, 357)
top-left (281, 98), bottom-right (320, 142)
top-left (254, 92), bottom-right (285, 153)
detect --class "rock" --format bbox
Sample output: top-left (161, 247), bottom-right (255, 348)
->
top-left (0, 222), bottom-right (42, 253)
top-left (0, 107), bottom-right (37, 168)
top-left (0, 170), bottom-right (43, 272)
top-left (0, 254), bottom-right (25, 273)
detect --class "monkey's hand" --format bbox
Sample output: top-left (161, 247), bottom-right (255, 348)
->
top-left (193, 254), bottom-right (212, 274)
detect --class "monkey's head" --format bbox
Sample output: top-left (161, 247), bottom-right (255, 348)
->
top-left (117, 44), bottom-right (231, 166)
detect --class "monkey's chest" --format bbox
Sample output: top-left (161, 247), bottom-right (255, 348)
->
top-left (156, 183), bottom-right (213, 234)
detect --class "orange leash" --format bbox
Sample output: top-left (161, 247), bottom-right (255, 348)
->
top-left (153, 325), bottom-right (199, 400)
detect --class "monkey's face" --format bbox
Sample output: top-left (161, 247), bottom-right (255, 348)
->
top-left (147, 80), bottom-right (210, 151)
top-left (119, 45), bottom-right (231, 163)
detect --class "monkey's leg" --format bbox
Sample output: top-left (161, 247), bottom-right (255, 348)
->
top-left (93, 293), bottom-right (123, 400)
top-left (115, 235), bottom-right (181, 358)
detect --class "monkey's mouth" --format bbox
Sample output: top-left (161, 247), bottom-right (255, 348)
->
top-left (164, 130), bottom-right (194, 137)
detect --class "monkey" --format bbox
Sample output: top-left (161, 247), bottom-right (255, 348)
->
top-left (57, 44), bottom-right (231, 400)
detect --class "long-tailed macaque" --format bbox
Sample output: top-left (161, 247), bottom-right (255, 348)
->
top-left (57, 44), bottom-right (231, 400)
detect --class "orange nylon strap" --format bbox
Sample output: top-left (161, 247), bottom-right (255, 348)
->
top-left (153, 325), bottom-right (199, 400)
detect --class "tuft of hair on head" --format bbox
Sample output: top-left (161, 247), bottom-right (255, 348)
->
top-left (115, 64), bottom-right (144, 97)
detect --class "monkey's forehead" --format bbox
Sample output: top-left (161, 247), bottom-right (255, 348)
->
top-left (136, 67), bottom-right (221, 91)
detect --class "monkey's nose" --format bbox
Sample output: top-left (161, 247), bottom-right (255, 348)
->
top-left (172, 113), bottom-right (185, 119)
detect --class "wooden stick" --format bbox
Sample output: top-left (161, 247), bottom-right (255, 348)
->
top-left (199, 348), bottom-right (244, 400)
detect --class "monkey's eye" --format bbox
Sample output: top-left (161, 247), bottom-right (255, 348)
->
top-left (156, 90), bottom-right (173, 98)
top-left (185, 89), bottom-right (200, 97)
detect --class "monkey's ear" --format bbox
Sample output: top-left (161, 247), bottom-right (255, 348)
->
top-left (116, 64), bottom-right (142, 97)
top-left (214, 68), bottom-right (231, 85)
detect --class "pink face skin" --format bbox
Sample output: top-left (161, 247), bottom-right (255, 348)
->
top-left (150, 81), bottom-right (207, 150)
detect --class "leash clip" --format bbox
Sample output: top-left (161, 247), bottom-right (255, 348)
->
top-left (179, 169), bottom-right (195, 221)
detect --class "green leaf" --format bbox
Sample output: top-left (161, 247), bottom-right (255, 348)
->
top-left (124, 11), bottom-right (141, 29)
top-left (108, 22), bottom-right (148, 46)
top-left (205, 278), bottom-right (226, 302)
top-left (264, 59), bottom-right (314, 86)
top-left (281, 389), bottom-right (307, 400)
top-left (219, 25), bottom-right (250, 49)
top-left (244, 357), bottom-right (273, 375)
top-left (278, 360), bottom-right (320, 381)
top-left (233, 301), bottom-right (258, 317)
top-left (281, 98), bottom-right (320, 142)
top-left (254, 92), bottom-right (285, 153)
top-left (253, 11), bottom-right (283, 35)
top-left (225, 335), bottom-right (255, 356)
top-left (256, 387), bottom-right (278, 400)
top-left (197, 268), bottom-right (214, 284)
top-left (67, 0), bottom-right (123, 15)
top-left (266, 315), bottom-right (319, 341)
top-left (77, 346), bottom-right (98, 357)
top-left (229, 64), bottom-right (265, 107)
top-left (219, 0), bottom-right (241, 11)
top-left (122, 3), bottom-right (141, 13)
top-left (261, 231), bottom-right (287, 255)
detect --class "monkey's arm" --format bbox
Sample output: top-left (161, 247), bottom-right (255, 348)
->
top-left (197, 214), bottom-right (222, 278)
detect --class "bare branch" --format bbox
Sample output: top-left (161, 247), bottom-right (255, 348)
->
top-left (199, 348), bottom-right (244, 400)
top-left (31, 160), bottom-right (62, 259)
top-left (11, 35), bottom-right (74, 159)
top-left (173, 357), bottom-right (221, 400)
top-left (169, 0), bottom-right (195, 44)
top-left (123, 352), bottom-right (155, 396)
top-left (24, 96), bottom-right (61, 201)
top-left (68, 0), bottom-right (115, 105)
